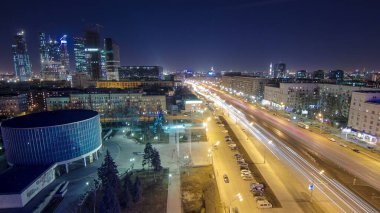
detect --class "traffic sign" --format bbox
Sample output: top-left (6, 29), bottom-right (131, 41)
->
top-left (309, 183), bottom-right (314, 190)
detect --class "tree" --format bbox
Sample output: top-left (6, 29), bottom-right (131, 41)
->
top-left (99, 184), bottom-right (121, 213)
top-left (98, 150), bottom-right (120, 191)
top-left (120, 173), bottom-right (132, 209)
top-left (142, 143), bottom-right (154, 169)
top-left (132, 176), bottom-right (142, 203)
top-left (151, 148), bottom-right (162, 171)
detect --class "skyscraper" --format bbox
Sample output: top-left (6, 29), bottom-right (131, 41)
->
top-left (272, 63), bottom-right (286, 78)
top-left (73, 37), bottom-right (87, 73)
top-left (85, 29), bottom-right (101, 80)
top-left (59, 35), bottom-right (70, 73)
top-left (12, 30), bottom-right (32, 81)
top-left (39, 33), bottom-right (66, 80)
top-left (104, 38), bottom-right (120, 81)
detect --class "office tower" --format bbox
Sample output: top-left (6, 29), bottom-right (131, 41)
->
top-left (273, 63), bottom-right (286, 78)
top-left (85, 29), bottom-right (101, 80)
top-left (12, 30), bottom-right (32, 81)
top-left (60, 35), bottom-right (70, 73)
top-left (39, 33), bottom-right (66, 80)
top-left (104, 38), bottom-right (120, 81)
top-left (73, 37), bottom-right (87, 73)
top-left (312, 70), bottom-right (325, 80)
top-left (296, 70), bottom-right (307, 79)
top-left (329, 69), bottom-right (344, 81)
top-left (100, 50), bottom-right (107, 79)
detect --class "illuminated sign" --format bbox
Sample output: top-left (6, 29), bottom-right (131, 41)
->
top-left (185, 100), bottom-right (202, 104)
top-left (85, 48), bottom-right (99, 52)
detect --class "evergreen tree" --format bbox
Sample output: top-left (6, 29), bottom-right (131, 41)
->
top-left (121, 174), bottom-right (132, 209)
top-left (98, 150), bottom-right (120, 191)
top-left (142, 143), bottom-right (154, 169)
top-left (151, 148), bottom-right (162, 171)
top-left (100, 185), bottom-right (121, 213)
top-left (132, 176), bottom-right (142, 203)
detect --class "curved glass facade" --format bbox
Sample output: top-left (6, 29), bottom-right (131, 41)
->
top-left (1, 115), bottom-right (101, 166)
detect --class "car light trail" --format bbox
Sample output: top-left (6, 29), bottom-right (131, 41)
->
top-left (189, 81), bottom-right (377, 213)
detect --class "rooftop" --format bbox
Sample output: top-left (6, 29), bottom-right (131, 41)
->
top-left (0, 165), bottom-right (52, 194)
top-left (1, 109), bottom-right (98, 128)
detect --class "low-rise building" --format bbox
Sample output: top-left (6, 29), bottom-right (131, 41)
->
top-left (96, 80), bottom-right (174, 89)
top-left (221, 76), bottom-right (270, 101)
top-left (0, 93), bottom-right (27, 116)
top-left (47, 92), bottom-right (166, 119)
top-left (263, 83), bottom-right (319, 114)
top-left (347, 91), bottom-right (380, 144)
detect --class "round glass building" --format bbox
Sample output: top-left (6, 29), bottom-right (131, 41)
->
top-left (1, 110), bottom-right (102, 168)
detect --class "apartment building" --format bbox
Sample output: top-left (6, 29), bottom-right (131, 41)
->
top-left (347, 91), bottom-right (380, 144)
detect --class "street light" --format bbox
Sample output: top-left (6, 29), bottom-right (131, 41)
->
top-left (168, 173), bottom-right (172, 185)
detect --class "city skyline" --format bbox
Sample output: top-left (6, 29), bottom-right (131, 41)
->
top-left (1, 0), bottom-right (380, 74)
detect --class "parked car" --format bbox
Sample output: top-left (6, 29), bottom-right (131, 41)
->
top-left (234, 153), bottom-right (242, 158)
top-left (241, 174), bottom-right (253, 180)
top-left (225, 135), bottom-right (231, 139)
top-left (352, 149), bottom-right (360, 153)
top-left (223, 174), bottom-right (229, 183)
top-left (241, 169), bottom-right (251, 175)
top-left (339, 143), bottom-right (348, 148)
top-left (230, 146), bottom-right (238, 151)
top-left (237, 159), bottom-right (245, 164)
top-left (257, 200), bottom-right (272, 208)
top-left (222, 130), bottom-right (228, 133)
top-left (228, 144), bottom-right (237, 148)
top-left (329, 138), bottom-right (336, 142)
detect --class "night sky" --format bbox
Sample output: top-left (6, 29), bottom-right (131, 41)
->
top-left (1, 0), bottom-right (380, 74)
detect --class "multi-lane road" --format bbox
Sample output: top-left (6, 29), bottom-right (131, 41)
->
top-left (191, 81), bottom-right (379, 212)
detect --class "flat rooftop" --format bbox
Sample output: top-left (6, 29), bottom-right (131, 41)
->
top-left (1, 109), bottom-right (98, 128)
top-left (0, 165), bottom-right (51, 194)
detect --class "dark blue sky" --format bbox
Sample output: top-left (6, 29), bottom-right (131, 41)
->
top-left (1, 0), bottom-right (380, 74)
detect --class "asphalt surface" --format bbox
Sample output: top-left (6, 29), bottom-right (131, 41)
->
top-left (191, 82), bottom-right (379, 212)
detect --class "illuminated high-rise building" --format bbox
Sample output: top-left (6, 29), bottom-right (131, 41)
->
top-left (12, 30), bottom-right (32, 81)
top-left (39, 32), bottom-right (66, 80)
top-left (273, 63), bottom-right (286, 78)
top-left (60, 35), bottom-right (70, 73)
top-left (104, 38), bottom-right (120, 81)
top-left (100, 50), bottom-right (107, 79)
top-left (73, 36), bottom-right (87, 73)
top-left (85, 29), bottom-right (102, 80)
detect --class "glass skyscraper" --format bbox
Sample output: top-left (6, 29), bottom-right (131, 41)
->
top-left (60, 35), bottom-right (70, 74)
top-left (39, 32), bottom-right (66, 80)
top-left (85, 29), bottom-right (102, 80)
top-left (12, 31), bottom-right (32, 81)
top-left (104, 38), bottom-right (120, 81)
top-left (73, 36), bottom-right (87, 73)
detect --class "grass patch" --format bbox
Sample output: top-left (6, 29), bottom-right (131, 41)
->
top-left (181, 166), bottom-right (223, 213)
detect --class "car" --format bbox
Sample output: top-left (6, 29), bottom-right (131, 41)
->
top-left (254, 196), bottom-right (266, 202)
top-left (228, 144), bottom-right (237, 148)
top-left (237, 159), bottom-right (245, 164)
top-left (234, 153), bottom-right (242, 158)
top-left (218, 124), bottom-right (225, 127)
top-left (225, 138), bottom-right (232, 142)
top-left (250, 183), bottom-right (264, 192)
top-left (223, 174), bottom-right (229, 183)
top-left (242, 128), bottom-right (246, 132)
top-left (329, 138), bottom-right (336, 142)
top-left (241, 169), bottom-right (251, 175)
top-left (133, 151), bottom-right (145, 155)
top-left (239, 162), bottom-right (248, 167)
top-left (257, 200), bottom-right (272, 208)
top-left (339, 143), bottom-right (348, 148)
top-left (240, 164), bottom-right (249, 169)
top-left (230, 146), bottom-right (238, 151)
top-left (352, 149), bottom-right (360, 153)
top-left (241, 175), bottom-right (253, 180)
top-left (222, 130), bottom-right (228, 133)
top-left (225, 135), bottom-right (231, 139)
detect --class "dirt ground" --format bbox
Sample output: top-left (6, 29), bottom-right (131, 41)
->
top-left (181, 166), bottom-right (223, 213)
